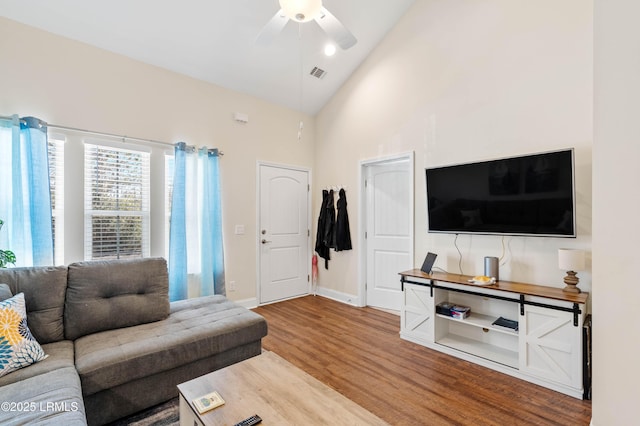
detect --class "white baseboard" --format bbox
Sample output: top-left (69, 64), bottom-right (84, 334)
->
top-left (314, 286), bottom-right (362, 307)
top-left (232, 297), bottom-right (259, 309)
top-left (235, 288), bottom-right (362, 309)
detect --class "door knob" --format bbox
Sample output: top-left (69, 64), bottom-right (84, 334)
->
top-left (262, 239), bottom-right (272, 244)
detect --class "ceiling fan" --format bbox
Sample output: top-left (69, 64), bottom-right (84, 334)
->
top-left (256, 0), bottom-right (357, 50)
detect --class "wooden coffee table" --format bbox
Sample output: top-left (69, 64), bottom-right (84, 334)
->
top-left (178, 351), bottom-right (389, 425)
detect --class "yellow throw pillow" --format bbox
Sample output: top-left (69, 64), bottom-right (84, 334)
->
top-left (0, 293), bottom-right (47, 377)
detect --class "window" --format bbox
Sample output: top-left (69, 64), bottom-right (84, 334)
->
top-left (84, 142), bottom-right (150, 260)
top-left (48, 135), bottom-right (65, 265)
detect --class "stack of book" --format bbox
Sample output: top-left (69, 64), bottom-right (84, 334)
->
top-left (436, 302), bottom-right (470, 319)
top-left (492, 316), bottom-right (519, 332)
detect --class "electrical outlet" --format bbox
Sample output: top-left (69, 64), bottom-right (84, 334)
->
top-left (229, 281), bottom-right (236, 292)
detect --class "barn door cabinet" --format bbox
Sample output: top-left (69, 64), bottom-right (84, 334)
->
top-left (399, 269), bottom-right (589, 399)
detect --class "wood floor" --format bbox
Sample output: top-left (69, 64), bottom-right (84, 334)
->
top-left (253, 295), bottom-right (592, 426)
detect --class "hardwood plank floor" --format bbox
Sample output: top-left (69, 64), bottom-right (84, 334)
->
top-left (253, 295), bottom-right (591, 426)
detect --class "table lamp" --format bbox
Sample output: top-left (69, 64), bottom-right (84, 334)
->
top-left (558, 249), bottom-right (586, 293)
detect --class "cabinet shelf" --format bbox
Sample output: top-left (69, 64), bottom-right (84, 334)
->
top-left (435, 312), bottom-right (518, 336)
top-left (436, 334), bottom-right (519, 369)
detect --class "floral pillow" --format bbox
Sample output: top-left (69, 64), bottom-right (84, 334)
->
top-left (0, 293), bottom-right (47, 377)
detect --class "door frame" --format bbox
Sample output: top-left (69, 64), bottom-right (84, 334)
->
top-left (358, 152), bottom-right (414, 308)
top-left (256, 161), bottom-right (312, 305)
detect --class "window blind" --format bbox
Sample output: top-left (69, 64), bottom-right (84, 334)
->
top-left (84, 143), bottom-right (150, 260)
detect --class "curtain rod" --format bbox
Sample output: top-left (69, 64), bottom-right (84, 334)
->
top-left (0, 115), bottom-right (224, 156)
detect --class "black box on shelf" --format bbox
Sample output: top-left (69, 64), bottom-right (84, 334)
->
top-left (436, 302), bottom-right (455, 316)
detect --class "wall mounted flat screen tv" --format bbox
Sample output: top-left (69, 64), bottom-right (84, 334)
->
top-left (426, 149), bottom-right (576, 237)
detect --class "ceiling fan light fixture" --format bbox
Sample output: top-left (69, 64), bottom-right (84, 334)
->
top-left (279, 0), bottom-right (323, 23)
top-left (324, 44), bottom-right (336, 56)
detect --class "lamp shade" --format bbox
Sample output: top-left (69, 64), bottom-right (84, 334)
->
top-left (558, 248), bottom-right (585, 271)
top-left (279, 0), bottom-right (323, 22)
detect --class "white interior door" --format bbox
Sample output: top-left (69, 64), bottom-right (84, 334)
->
top-left (259, 164), bottom-right (310, 304)
top-left (365, 158), bottom-right (413, 311)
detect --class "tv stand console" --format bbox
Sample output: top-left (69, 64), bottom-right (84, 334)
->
top-left (399, 269), bottom-right (589, 399)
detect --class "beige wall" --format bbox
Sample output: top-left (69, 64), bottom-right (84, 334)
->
top-left (0, 17), bottom-right (315, 303)
top-left (6, 2), bottom-right (635, 422)
top-left (593, 0), bottom-right (639, 424)
top-left (315, 0), bottom-right (593, 300)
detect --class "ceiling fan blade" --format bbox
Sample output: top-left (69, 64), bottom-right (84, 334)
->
top-left (255, 9), bottom-right (289, 46)
top-left (315, 7), bottom-right (357, 50)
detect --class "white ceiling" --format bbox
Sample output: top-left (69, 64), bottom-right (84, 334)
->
top-left (0, 0), bottom-right (415, 115)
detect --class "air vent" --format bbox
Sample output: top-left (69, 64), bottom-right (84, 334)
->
top-left (309, 66), bottom-right (327, 79)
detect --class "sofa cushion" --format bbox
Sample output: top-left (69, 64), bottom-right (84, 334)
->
top-left (0, 340), bottom-right (74, 387)
top-left (75, 295), bottom-right (268, 396)
top-left (65, 257), bottom-right (170, 340)
top-left (0, 284), bottom-right (12, 301)
top-left (0, 366), bottom-right (86, 425)
top-left (0, 293), bottom-right (48, 377)
top-left (0, 266), bottom-right (68, 343)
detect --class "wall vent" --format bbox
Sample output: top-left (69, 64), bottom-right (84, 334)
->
top-left (309, 66), bottom-right (327, 79)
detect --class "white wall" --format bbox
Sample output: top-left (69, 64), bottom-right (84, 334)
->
top-left (0, 17), bottom-right (315, 303)
top-left (593, 1), bottom-right (640, 424)
top-left (315, 0), bottom-right (593, 301)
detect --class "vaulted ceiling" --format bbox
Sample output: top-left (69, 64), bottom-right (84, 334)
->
top-left (0, 0), bottom-right (416, 114)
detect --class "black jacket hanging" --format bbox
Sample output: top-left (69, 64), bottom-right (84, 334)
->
top-left (323, 189), bottom-right (336, 251)
top-left (334, 188), bottom-right (352, 251)
top-left (314, 190), bottom-right (332, 269)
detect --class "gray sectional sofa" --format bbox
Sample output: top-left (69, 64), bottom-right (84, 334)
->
top-left (0, 257), bottom-right (268, 425)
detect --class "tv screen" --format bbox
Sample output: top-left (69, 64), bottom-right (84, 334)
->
top-left (426, 149), bottom-right (576, 237)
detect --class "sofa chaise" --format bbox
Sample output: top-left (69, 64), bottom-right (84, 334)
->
top-left (0, 257), bottom-right (268, 425)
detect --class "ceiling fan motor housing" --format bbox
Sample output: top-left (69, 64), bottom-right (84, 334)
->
top-left (279, 0), bottom-right (323, 22)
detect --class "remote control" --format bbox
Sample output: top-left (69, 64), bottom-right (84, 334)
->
top-left (234, 414), bottom-right (262, 426)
